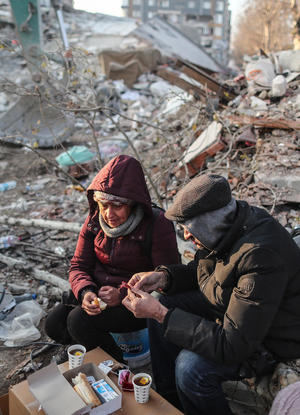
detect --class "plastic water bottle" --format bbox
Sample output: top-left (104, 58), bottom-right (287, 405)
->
top-left (0, 235), bottom-right (19, 249)
top-left (14, 293), bottom-right (37, 303)
top-left (26, 183), bottom-right (44, 192)
top-left (0, 181), bottom-right (17, 192)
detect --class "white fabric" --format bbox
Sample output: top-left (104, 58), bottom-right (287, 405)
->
top-left (94, 190), bottom-right (132, 205)
top-left (269, 381), bottom-right (300, 415)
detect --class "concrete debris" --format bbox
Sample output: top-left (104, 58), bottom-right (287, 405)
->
top-left (272, 75), bottom-right (287, 98)
top-left (133, 16), bottom-right (224, 73)
top-left (245, 58), bottom-right (276, 88)
top-left (0, 4), bottom-right (299, 413)
top-left (0, 253), bottom-right (69, 292)
top-left (271, 49), bottom-right (300, 73)
top-left (177, 121), bottom-right (225, 177)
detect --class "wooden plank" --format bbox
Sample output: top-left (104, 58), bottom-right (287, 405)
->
top-left (157, 68), bottom-right (206, 102)
top-left (228, 115), bottom-right (300, 130)
top-left (178, 60), bottom-right (236, 102)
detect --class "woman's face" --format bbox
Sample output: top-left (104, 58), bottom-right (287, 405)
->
top-left (98, 201), bottom-right (131, 228)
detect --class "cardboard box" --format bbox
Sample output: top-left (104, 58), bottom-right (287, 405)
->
top-left (0, 393), bottom-right (9, 415)
top-left (27, 362), bottom-right (121, 415)
top-left (9, 348), bottom-right (183, 415)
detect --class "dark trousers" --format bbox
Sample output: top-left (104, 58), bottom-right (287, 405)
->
top-left (45, 296), bottom-right (146, 362)
top-left (148, 291), bottom-right (241, 415)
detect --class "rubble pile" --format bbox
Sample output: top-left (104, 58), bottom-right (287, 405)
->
top-left (0, 2), bottom-right (300, 413)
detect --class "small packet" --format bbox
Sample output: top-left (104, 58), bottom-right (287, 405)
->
top-left (92, 379), bottom-right (118, 402)
top-left (98, 359), bottom-right (114, 375)
top-left (111, 362), bottom-right (129, 376)
top-left (118, 369), bottom-right (134, 392)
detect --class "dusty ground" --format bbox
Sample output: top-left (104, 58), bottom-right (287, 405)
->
top-left (0, 142), bottom-right (87, 395)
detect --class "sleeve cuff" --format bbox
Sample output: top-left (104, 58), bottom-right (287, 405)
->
top-left (154, 265), bottom-right (172, 292)
top-left (78, 286), bottom-right (97, 303)
top-left (162, 308), bottom-right (175, 331)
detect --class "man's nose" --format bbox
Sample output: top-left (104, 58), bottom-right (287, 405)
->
top-left (183, 228), bottom-right (192, 240)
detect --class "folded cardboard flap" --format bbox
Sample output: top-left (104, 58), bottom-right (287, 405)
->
top-left (27, 362), bottom-right (121, 415)
top-left (28, 362), bottom-right (89, 415)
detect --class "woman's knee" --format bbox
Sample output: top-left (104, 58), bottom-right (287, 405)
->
top-left (44, 304), bottom-right (71, 343)
top-left (67, 306), bottom-right (86, 337)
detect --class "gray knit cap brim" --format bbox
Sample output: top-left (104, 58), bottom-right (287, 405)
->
top-left (165, 174), bottom-right (232, 222)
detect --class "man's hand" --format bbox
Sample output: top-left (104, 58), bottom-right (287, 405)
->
top-left (99, 286), bottom-right (121, 306)
top-left (128, 271), bottom-right (168, 293)
top-left (82, 291), bottom-right (101, 315)
top-left (122, 288), bottom-right (168, 323)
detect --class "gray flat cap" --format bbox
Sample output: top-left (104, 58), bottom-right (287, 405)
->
top-left (165, 174), bottom-right (232, 222)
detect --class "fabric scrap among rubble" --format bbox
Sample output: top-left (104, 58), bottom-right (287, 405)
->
top-left (98, 48), bottom-right (164, 87)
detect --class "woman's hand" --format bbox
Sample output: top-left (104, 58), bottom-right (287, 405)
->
top-left (122, 288), bottom-right (168, 323)
top-left (99, 286), bottom-right (121, 306)
top-left (81, 291), bottom-right (101, 315)
top-left (128, 271), bottom-right (168, 293)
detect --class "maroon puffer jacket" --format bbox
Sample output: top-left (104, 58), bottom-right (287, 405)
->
top-left (69, 155), bottom-right (180, 299)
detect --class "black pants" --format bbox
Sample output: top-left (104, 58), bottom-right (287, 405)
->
top-left (45, 295), bottom-right (146, 361)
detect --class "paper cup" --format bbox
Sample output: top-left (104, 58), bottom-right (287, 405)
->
top-left (67, 344), bottom-right (86, 369)
top-left (132, 373), bottom-right (152, 403)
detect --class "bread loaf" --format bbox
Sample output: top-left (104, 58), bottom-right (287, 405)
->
top-left (72, 372), bottom-right (102, 408)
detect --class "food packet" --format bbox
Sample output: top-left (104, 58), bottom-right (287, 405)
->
top-left (118, 369), bottom-right (134, 392)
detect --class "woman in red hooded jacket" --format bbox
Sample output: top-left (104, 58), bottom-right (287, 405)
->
top-left (45, 155), bottom-right (179, 361)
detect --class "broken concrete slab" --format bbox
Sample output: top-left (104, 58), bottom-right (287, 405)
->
top-left (0, 95), bottom-right (75, 148)
top-left (255, 172), bottom-right (300, 196)
top-left (133, 16), bottom-right (224, 74)
top-left (272, 49), bottom-right (300, 73)
top-left (176, 121), bottom-right (225, 177)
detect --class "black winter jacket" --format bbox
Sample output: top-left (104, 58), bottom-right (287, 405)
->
top-left (162, 201), bottom-right (300, 367)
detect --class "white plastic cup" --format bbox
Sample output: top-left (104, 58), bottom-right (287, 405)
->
top-left (132, 373), bottom-right (152, 404)
top-left (67, 344), bottom-right (86, 369)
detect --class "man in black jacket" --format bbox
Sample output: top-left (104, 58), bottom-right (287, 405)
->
top-left (122, 174), bottom-right (300, 415)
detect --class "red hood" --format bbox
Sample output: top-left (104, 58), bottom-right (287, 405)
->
top-left (87, 155), bottom-right (152, 216)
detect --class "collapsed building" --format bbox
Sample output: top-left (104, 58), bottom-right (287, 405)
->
top-left (0, 1), bottom-right (300, 414)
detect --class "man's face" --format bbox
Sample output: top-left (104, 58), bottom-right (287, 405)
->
top-left (182, 226), bottom-right (204, 249)
top-left (98, 201), bottom-right (131, 228)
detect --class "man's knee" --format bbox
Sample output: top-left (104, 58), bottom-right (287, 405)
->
top-left (175, 350), bottom-right (222, 396)
top-left (175, 350), bottom-right (202, 387)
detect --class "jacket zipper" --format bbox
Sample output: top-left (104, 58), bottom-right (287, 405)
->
top-left (110, 238), bottom-right (116, 264)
